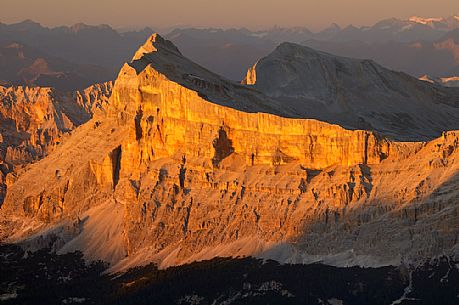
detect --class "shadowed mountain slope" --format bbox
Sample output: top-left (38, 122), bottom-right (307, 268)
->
top-left (244, 42), bottom-right (459, 141)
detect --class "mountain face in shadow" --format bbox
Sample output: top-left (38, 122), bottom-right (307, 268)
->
top-left (243, 42), bottom-right (459, 141)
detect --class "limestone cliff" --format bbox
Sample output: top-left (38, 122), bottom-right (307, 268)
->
top-left (0, 82), bottom-right (112, 203)
top-left (1, 35), bottom-right (458, 270)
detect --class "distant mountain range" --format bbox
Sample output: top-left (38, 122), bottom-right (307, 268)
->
top-left (165, 16), bottom-right (459, 80)
top-left (0, 20), bottom-right (154, 90)
top-left (303, 29), bottom-right (459, 78)
top-left (0, 41), bottom-right (113, 91)
top-left (1, 16), bottom-right (459, 87)
top-left (0, 20), bottom-right (153, 68)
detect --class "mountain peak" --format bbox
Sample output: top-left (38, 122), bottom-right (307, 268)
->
top-left (69, 22), bottom-right (113, 33)
top-left (70, 22), bottom-right (91, 32)
top-left (329, 23), bottom-right (341, 30)
top-left (272, 41), bottom-right (335, 60)
top-left (276, 41), bottom-right (302, 49)
top-left (132, 33), bottom-right (181, 61)
top-left (275, 41), bottom-right (315, 53)
top-left (11, 19), bottom-right (43, 30)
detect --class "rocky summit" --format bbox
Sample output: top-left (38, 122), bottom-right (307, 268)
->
top-left (0, 34), bottom-right (458, 275)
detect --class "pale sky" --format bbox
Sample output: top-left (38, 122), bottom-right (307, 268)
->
top-left (1, 0), bottom-right (458, 31)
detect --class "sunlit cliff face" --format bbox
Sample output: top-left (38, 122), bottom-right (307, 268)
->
top-left (0, 35), bottom-right (458, 271)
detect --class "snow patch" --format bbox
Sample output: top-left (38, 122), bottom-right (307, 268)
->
top-left (409, 16), bottom-right (443, 25)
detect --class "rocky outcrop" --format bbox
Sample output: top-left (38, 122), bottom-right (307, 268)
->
top-left (71, 81), bottom-right (113, 115)
top-left (0, 82), bottom-right (112, 203)
top-left (1, 35), bottom-right (458, 271)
